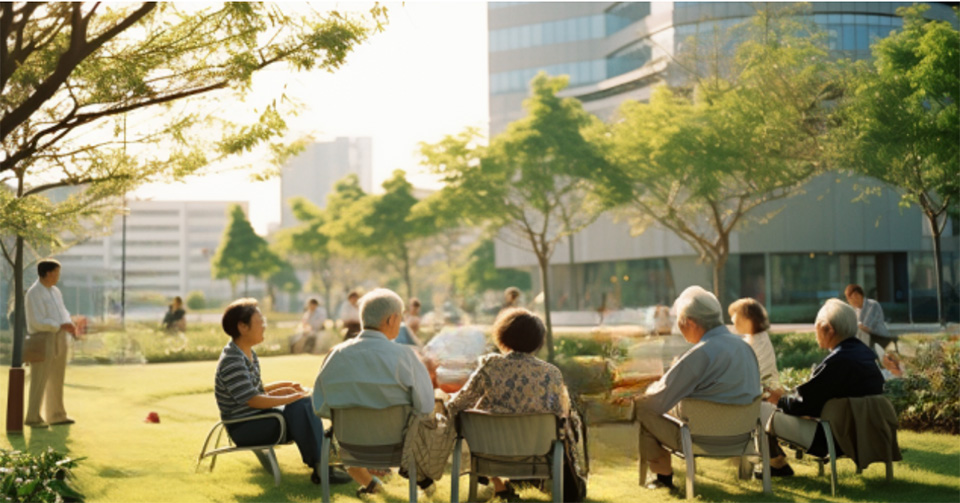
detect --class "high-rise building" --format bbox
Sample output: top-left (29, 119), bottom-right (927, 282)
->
top-left (487, 2), bottom-right (959, 323)
top-left (279, 137), bottom-right (373, 228)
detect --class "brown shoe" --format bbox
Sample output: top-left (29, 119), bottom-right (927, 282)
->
top-left (50, 418), bottom-right (76, 425)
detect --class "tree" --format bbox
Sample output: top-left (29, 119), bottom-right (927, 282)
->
top-left (590, 7), bottom-right (835, 303)
top-left (211, 204), bottom-right (276, 297)
top-left (832, 5), bottom-right (959, 326)
top-left (455, 238), bottom-right (532, 296)
top-left (421, 74), bottom-right (608, 362)
top-left (264, 255), bottom-right (301, 312)
top-left (273, 197), bottom-right (336, 310)
top-left (0, 2), bottom-right (383, 409)
top-left (411, 188), bottom-right (476, 301)
top-left (326, 170), bottom-right (432, 299)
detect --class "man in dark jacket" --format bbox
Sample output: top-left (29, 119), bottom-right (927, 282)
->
top-left (765, 298), bottom-right (884, 474)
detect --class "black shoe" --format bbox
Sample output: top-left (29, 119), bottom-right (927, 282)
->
top-left (493, 486), bottom-right (521, 502)
top-left (312, 466), bottom-right (353, 485)
top-left (757, 463), bottom-right (795, 479)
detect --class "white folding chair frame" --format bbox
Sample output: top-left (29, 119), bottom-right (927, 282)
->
top-left (195, 412), bottom-right (287, 487)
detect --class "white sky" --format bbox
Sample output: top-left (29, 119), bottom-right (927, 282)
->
top-left (133, 1), bottom-right (490, 234)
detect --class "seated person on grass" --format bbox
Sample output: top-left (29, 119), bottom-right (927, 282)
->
top-left (764, 299), bottom-right (885, 474)
top-left (632, 286), bottom-right (760, 491)
top-left (161, 296), bottom-right (186, 333)
top-left (313, 288), bottom-right (454, 498)
top-left (214, 298), bottom-right (349, 486)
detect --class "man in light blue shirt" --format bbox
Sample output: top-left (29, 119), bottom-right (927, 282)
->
top-left (313, 288), bottom-right (437, 496)
top-left (635, 286), bottom-right (761, 490)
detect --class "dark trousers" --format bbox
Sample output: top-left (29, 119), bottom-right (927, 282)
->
top-left (227, 398), bottom-right (322, 467)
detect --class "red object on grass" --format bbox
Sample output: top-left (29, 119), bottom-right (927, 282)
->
top-left (145, 412), bottom-right (160, 423)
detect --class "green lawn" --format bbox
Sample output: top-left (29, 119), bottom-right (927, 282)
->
top-left (1, 356), bottom-right (958, 502)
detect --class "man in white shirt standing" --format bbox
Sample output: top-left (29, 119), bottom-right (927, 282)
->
top-left (25, 259), bottom-right (77, 428)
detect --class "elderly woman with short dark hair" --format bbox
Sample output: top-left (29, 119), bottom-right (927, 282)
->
top-left (214, 298), bottom-right (347, 486)
top-left (446, 308), bottom-right (586, 500)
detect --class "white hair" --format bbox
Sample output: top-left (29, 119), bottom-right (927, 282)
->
top-left (674, 286), bottom-right (723, 331)
top-left (816, 299), bottom-right (858, 340)
top-left (359, 288), bottom-right (404, 330)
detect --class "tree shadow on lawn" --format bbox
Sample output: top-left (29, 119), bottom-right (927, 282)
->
top-left (689, 466), bottom-right (960, 503)
top-left (5, 424), bottom-right (73, 455)
top-left (900, 447), bottom-right (960, 479)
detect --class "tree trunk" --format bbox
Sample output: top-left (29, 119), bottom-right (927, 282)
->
top-left (244, 275), bottom-right (249, 297)
top-left (927, 212), bottom-right (945, 327)
top-left (712, 252), bottom-right (729, 314)
top-left (403, 253), bottom-right (413, 300)
top-left (568, 235), bottom-right (578, 310)
top-left (538, 254), bottom-right (556, 363)
top-left (10, 236), bottom-right (25, 368)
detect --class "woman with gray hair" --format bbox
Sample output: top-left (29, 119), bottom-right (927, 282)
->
top-left (764, 298), bottom-right (884, 473)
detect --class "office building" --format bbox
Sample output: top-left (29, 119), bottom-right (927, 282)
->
top-left (279, 137), bottom-right (373, 227)
top-left (488, 2), bottom-right (959, 322)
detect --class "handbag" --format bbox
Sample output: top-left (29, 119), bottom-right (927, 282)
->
top-left (23, 333), bottom-right (46, 363)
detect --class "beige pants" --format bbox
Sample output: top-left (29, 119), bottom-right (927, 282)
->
top-left (26, 332), bottom-right (69, 424)
top-left (636, 401), bottom-right (683, 476)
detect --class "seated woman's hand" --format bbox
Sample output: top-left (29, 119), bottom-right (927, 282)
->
top-left (268, 386), bottom-right (300, 397)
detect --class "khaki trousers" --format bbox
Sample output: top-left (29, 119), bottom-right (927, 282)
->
top-left (636, 401), bottom-right (683, 476)
top-left (26, 332), bottom-right (69, 424)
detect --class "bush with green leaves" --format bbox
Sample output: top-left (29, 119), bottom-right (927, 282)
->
top-left (0, 448), bottom-right (84, 503)
top-left (769, 332), bottom-right (827, 371)
top-left (185, 291), bottom-right (206, 310)
top-left (885, 339), bottom-right (960, 434)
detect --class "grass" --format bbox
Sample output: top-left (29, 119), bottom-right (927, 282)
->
top-left (1, 356), bottom-right (958, 502)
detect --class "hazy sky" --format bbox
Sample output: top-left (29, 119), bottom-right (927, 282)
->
top-left (134, 2), bottom-right (490, 234)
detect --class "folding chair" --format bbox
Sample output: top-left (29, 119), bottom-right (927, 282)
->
top-left (638, 397), bottom-right (771, 500)
top-left (451, 411), bottom-right (564, 503)
top-left (320, 405), bottom-right (418, 503)
top-left (768, 395), bottom-right (898, 497)
top-left (195, 412), bottom-right (289, 486)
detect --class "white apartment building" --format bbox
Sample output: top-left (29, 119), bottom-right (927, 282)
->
top-left (280, 137), bottom-right (373, 228)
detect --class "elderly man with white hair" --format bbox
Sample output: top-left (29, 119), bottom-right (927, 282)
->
top-left (764, 298), bottom-right (884, 474)
top-left (634, 286), bottom-right (761, 490)
top-left (313, 288), bottom-right (450, 498)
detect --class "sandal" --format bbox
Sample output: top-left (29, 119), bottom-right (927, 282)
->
top-left (356, 477), bottom-right (383, 498)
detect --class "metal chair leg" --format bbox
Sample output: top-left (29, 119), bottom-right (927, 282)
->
top-left (638, 420), bottom-right (648, 485)
top-left (822, 422), bottom-right (838, 497)
top-left (468, 457), bottom-right (478, 502)
top-left (681, 426), bottom-right (695, 501)
top-left (552, 440), bottom-right (564, 503)
top-left (451, 438), bottom-right (462, 503)
top-left (320, 433), bottom-right (331, 503)
top-left (409, 459), bottom-right (418, 503)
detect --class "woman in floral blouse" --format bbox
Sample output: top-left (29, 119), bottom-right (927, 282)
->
top-left (446, 308), bottom-right (586, 501)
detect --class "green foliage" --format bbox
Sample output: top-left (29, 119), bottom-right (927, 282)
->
top-left (324, 171), bottom-right (433, 298)
top-left (885, 339), bottom-right (960, 434)
top-left (211, 205), bottom-right (276, 294)
top-left (769, 331), bottom-right (828, 371)
top-left (589, 5), bottom-right (834, 299)
top-left (0, 447), bottom-right (84, 502)
top-left (185, 291), bottom-right (206, 310)
top-left (421, 73), bottom-right (610, 362)
top-left (454, 238), bottom-right (531, 295)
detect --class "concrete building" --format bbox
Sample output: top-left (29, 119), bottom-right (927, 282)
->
top-left (488, 2), bottom-right (959, 323)
top-left (279, 137), bottom-right (373, 227)
top-left (45, 200), bottom-right (246, 318)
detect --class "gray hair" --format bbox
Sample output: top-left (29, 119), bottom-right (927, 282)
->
top-left (359, 288), bottom-right (404, 330)
top-left (816, 299), bottom-right (858, 340)
top-left (674, 286), bottom-right (723, 331)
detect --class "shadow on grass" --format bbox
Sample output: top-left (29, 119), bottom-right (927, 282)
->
top-left (901, 447), bottom-right (960, 479)
top-left (4, 424), bottom-right (74, 455)
top-left (686, 464), bottom-right (960, 503)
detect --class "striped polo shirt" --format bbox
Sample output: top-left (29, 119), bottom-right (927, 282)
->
top-left (214, 341), bottom-right (265, 420)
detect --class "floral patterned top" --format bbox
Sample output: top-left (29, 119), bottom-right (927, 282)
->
top-left (446, 351), bottom-right (570, 418)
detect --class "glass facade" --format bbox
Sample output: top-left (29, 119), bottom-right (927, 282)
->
top-left (489, 15), bottom-right (605, 53)
top-left (491, 59), bottom-right (606, 95)
top-left (606, 2), bottom-right (652, 36)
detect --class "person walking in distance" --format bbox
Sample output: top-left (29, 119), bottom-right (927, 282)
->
top-left (24, 259), bottom-right (78, 428)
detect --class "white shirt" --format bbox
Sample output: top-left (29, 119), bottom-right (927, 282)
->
top-left (337, 301), bottom-right (359, 323)
top-left (301, 307), bottom-right (327, 333)
top-left (741, 331), bottom-right (781, 390)
top-left (25, 280), bottom-right (71, 335)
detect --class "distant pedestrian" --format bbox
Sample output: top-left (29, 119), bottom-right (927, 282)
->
top-left (25, 259), bottom-right (78, 428)
top-left (161, 296), bottom-right (187, 333)
top-left (338, 290), bottom-right (362, 340)
top-left (501, 287), bottom-right (521, 313)
top-left (844, 284), bottom-right (895, 350)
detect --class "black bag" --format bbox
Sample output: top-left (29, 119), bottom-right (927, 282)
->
top-left (562, 395), bottom-right (589, 502)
